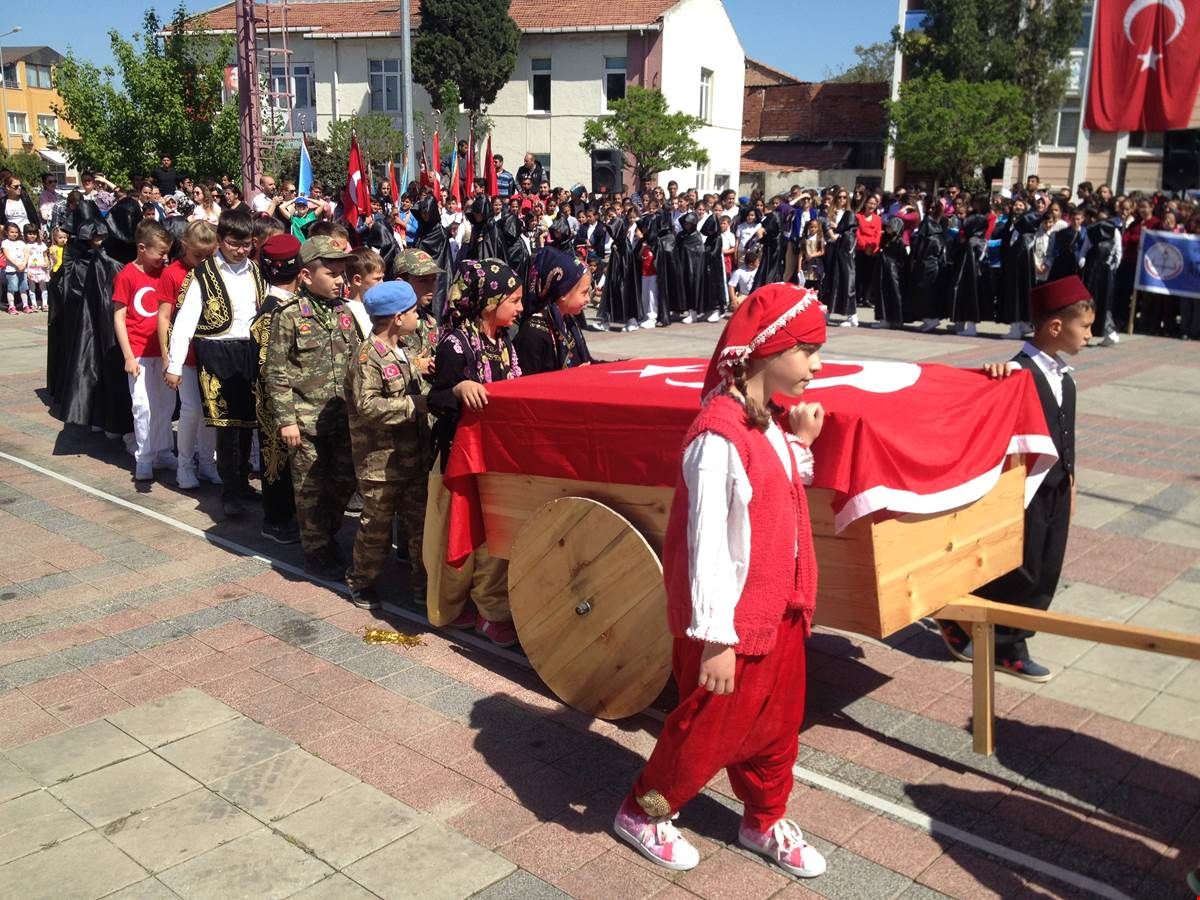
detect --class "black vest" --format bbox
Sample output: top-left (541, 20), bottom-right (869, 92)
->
top-left (1014, 352), bottom-right (1075, 488)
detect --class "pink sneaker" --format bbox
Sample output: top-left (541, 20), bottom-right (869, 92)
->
top-left (739, 818), bottom-right (826, 878)
top-left (475, 615), bottom-right (518, 648)
top-left (613, 796), bottom-right (699, 871)
top-left (449, 608), bottom-right (476, 629)
top-left (6, 307), bottom-right (17, 316)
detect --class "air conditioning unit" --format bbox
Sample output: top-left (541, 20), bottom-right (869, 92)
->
top-left (20, 133), bottom-right (33, 144)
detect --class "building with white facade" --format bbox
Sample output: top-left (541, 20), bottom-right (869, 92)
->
top-left (189, 0), bottom-right (744, 192)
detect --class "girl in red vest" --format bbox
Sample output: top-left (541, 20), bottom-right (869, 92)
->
top-left (614, 283), bottom-right (828, 879)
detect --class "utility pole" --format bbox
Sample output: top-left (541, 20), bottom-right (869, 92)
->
top-left (235, 0), bottom-right (261, 198)
top-left (400, 0), bottom-right (415, 188)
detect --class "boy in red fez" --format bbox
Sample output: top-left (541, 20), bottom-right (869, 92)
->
top-left (938, 274), bottom-right (1094, 681)
top-left (614, 283), bottom-right (829, 880)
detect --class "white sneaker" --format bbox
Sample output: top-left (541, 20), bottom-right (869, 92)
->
top-left (1100, 331), bottom-right (1120, 347)
top-left (706, 310), bottom-right (721, 323)
top-left (154, 453), bottom-right (177, 470)
top-left (681, 312), bottom-right (695, 324)
top-left (739, 818), bottom-right (827, 878)
top-left (919, 318), bottom-right (940, 333)
top-left (176, 465), bottom-right (200, 490)
top-left (639, 318), bottom-right (656, 329)
top-left (198, 465), bottom-right (222, 485)
top-left (613, 798), bottom-right (700, 872)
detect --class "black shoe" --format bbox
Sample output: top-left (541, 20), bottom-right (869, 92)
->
top-left (346, 492), bottom-right (363, 514)
top-left (304, 550), bottom-right (344, 581)
top-left (238, 483), bottom-right (261, 500)
top-left (347, 584), bottom-right (380, 609)
top-left (261, 520), bottom-right (300, 545)
top-left (937, 620), bottom-right (973, 663)
top-left (221, 497), bottom-right (246, 518)
top-left (996, 651), bottom-right (1053, 683)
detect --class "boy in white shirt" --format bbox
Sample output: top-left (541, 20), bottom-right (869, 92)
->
top-left (727, 248), bottom-right (760, 313)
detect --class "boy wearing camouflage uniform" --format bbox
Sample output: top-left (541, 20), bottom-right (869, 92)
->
top-left (394, 249), bottom-right (441, 381)
top-left (344, 281), bottom-right (431, 609)
top-left (264, 236), bottom-right (360, 580)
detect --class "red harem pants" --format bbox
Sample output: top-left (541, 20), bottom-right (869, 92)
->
top-left (630, 610), bottom-right (807, 832)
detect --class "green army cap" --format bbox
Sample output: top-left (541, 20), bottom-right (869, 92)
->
top-left (299, 236), bottom-right (356, 265)
top-left (395, 248), bottom-right (442, 276)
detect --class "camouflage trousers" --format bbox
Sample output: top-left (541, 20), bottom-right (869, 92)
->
top-left (346, 476), bottom-right (428, 594)
top-left (289, 430), bottom-right (357, 556)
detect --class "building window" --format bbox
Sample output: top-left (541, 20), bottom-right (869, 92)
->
top-left (1052, 107), bottom-right (1080, 148)
top-left (7, 112), bottom-right (28, 135)
top-left (37, 114), bottom-right (57, 142)
top-left (699, 68), bottom-right (713, 123)
top-left (714, 173), bottom-right (730, 191)
top-left (26, 64), bottom-right (52, 89)
top-left (368, 59), bottom-right (401, 113)
top-left (1066, 52), bottom-right (1083, 95)
top-left (696, 162), bottom-right (710, 191)
top-left (530, 58), bottom-right (551, 113)
top-left (604, 56), bottom-right (626, 108)
top-left (1075, 4), bottom-right (1093, 49)
top-left (533, 152), bottom-right (551, 183)
top-left (1129, 130), bottom-right (1164, 151)
top-left (2, 63), bottom-right (17, 90)
top-left (270, 64), bottom-right (314, 110)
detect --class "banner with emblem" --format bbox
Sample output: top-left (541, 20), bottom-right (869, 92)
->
top-left (1135, 230), bottom-right (1200, 299)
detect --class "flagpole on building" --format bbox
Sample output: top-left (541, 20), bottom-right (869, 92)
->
top-left (400, 0), bottom-right (416, 189)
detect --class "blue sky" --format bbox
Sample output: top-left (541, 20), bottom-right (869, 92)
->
top-left (4, 0), bottom-right (899, 82)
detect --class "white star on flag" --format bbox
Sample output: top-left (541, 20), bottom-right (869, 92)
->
top-left (1138, 48), bottom-right (1162, 70)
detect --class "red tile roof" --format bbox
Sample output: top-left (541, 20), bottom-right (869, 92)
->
top-left (187, 0), bottom-right (680, 33)
top-left (743, 81), bottom-right (888, 143)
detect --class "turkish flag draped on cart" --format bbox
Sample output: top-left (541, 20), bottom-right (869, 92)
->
top-left (442, 359), bottom-right (1058, 566)
top-left (1086, 0), bottom-right (1200, 131)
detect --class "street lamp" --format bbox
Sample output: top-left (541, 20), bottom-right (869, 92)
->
top-left (0, 26), bottom-right (23, 156)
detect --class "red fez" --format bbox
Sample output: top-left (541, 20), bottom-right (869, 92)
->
top-left (1030, 275), bottom-right (1092, 321)
top-left (260, 234), bottom-right (302, 262)
top-left (703, 283), bottom-right (826, 398)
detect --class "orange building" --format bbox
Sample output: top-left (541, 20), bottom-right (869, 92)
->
top-left (1, 46), bottom-right (77, 180)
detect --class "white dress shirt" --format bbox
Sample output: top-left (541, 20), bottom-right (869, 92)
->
top-left (1011, 341), bottom-right (1072, 406)
top-left (167, 251), bottom-right (260, 376)
top-left (681, 417), bottom-right (814, 646)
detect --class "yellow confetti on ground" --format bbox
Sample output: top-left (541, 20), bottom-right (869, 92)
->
top-left (362, 628), bottom-right (425, 647)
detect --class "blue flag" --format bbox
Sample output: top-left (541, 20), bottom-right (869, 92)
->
top-left (298, 135), bottom-right (313, 198)
top-left (1136, 230), bottom-right (1200, 300)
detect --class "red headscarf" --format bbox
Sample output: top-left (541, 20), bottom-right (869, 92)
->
top-left (702, 283), bottom-right (827, 398)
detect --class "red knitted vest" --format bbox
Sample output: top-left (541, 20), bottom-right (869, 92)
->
top-left (663, 394), bottom-right (819, 656)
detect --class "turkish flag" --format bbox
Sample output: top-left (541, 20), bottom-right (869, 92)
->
top-left (342, 135), bottom-right (371, 225)
top-left (1086, 0), bottom-right (1200, 132)
top-left (441, 359), bottom-right (1058, 565)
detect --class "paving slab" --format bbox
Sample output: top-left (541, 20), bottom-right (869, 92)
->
top-left (49, 751), bottom-right (201, 828)
top-left (210, 746), bottom-right (357, 823)
top-left (107, 688), bottom-right (240, 748)
top-left (0, 829), bottom-right (145, 900)
top-left (156, 826), bottom-right (333, 899)
top-left (101, 787), bottom-right (260, 873)
top-left (157, 717), bottom-right (295, 785)
top-left (345, 822), bottom-right (515, 899)
top-left (0, 753), bottom-right (40, 803)
top-left (6, 719), bottom-right (145, 786)
top-left (100, 879), bottom-right (182, 900)
top-left (273, 781), bottom-right (423, 869)
top-left (0, 788), bottom-right (91, 865)
top-left (287, 873), bottom-right (381, 900)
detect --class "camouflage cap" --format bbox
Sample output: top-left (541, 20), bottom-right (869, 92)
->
top-left (394, 248), bottom-right (442, 276)
top-left (298, 235), bottom-right (355, 265)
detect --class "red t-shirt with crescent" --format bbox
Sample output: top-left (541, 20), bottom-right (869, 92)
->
top-left (113, 263), bottom-right (163, 358)
top-left (159, 259), bottom-right (195, 365)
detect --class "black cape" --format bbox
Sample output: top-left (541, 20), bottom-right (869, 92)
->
top-left (948, 213), bottom-right (993, 323)
top-left (751, 211), bottom-right (786, 291)
top-left (461, 198), bottom-right (504, 263)
top-left (699, 214), bottom-right (727, 315)
top-left (599, 220), bottom-right (642, 326)
top-left (497, 212), bottom-right (530, 285)
top-left (652, 212), bottom-right (683, 319)
top-left (363, 221), bottom-right (399, 276)
top-left (822, 210), bottom-right (858, 317)
top-left (676, 213), bottom-right (706, 316)
top-left (1048, 226), bottom-right (1085, 282)
top-left (875, 218), bottom-right (908, 326)
top-left (906, 213), bottom-right (949, 321)
top-left (1083, 219), bottom-right (1120, 336)
top-left (997, 211), bottom-right (1040, 324)
top-left (414, 196), bottom-right (453, 322)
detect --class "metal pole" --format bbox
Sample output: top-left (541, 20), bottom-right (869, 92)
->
top-left (235, 0), bottom-right (261, 199)
top-left (400, 0), bottom-right (415, 187)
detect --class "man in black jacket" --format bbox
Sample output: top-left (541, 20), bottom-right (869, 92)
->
top-left (515, 152), bottom-right (545, 189)
top-left (151, 155), bottom-right (179, 196)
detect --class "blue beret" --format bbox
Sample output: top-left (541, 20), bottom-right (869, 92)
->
top-left (363, 280), bottom-right (417, 317)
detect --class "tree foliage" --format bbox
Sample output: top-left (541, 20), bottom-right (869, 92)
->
top-left (262, 113), bottom-right (407, 192)
top-left (579, 86), bottom-right (709, 185)
top-left (885, 73), bottom-right (1028, 186)
top-left (412, 0), bottom-right (519, 128)
top-left (825, 42), bottom-right (896, 84)
top-left (0, 150), bottom-right (49, 187)
top-left (51, 4), bottom-right (239, 183)
top-left (894, 0), bottom-right (1085, 151)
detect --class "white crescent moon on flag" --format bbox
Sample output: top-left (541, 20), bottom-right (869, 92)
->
top-left (132, 286), bottom-right (156, 319)
top-left (1124, 0), bottom-right (1185, 45)
top-left (805, 360), bottom-right (922, 394)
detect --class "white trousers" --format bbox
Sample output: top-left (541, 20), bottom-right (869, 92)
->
top-left (178, 365), bottom-right (217, 471)
top-left (640, 275), bottom-right (658, 323)
top-left (128, 357), bottom-right (174, 469)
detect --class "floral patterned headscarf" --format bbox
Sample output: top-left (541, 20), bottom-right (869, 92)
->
top-left (446, 257), bottom-right (520, 326)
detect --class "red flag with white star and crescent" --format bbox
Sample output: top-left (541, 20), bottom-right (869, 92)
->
top-left (1086, 0), bottom-right (1200, 132)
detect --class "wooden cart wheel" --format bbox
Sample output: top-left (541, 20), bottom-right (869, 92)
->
top-left (508, 497), bottom-right (672, 720)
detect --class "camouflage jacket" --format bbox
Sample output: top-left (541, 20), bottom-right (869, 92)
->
top-left (264, 289), bottom-right (360, 437)
top-left (344, 335), bottom-right (432, 481)
top-left (400, 312), bottom-right (438, 395)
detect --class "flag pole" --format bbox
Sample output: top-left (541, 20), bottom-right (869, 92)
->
top-left (400, 0), bottom-right (416, 189)
top-left (1128, 229), bottom-right (1145, 336)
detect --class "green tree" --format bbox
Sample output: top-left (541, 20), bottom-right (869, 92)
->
top-left (825, 42), bottom-right (896, 83)
top-left (263, 113), bottom-right (406, 193)
top-left (579, 86), bottom-right (709, 185)
top-left (894, 0), bottom-right (1085, 151)
top-left (51, 4), bottom-right (239, 184)
top-left (0, 150), bottom-right (49, 187)
top-left (885, 73), bottom-right (1028, 187)
top-left (412, 0), bottom-right (519, 133)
